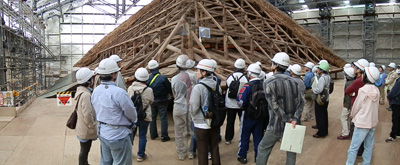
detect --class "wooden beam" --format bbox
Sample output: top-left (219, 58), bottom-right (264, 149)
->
top-left (227, 36), bottom-right (252, 63)
top-left (197, 2), bottom-right (224, 31)
top-left (190, 30), bottom-right (211, 59)
top-left (121, 33), bottom-right (159, 71)
top-left (154, 15), bottom-right (185, 62)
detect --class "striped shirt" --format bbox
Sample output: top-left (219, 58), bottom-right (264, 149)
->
top-left (263, 73), bottom-right (304, 136)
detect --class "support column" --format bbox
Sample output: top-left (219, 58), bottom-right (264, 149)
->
top-left (318, 3), bottom-right (331, 46)
top-left (363, 1), bottom-right (376, 62)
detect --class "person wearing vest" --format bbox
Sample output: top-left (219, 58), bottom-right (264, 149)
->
top-left (75, 67), bottom-right (97, 165)
top-left (190, 59), bottom-right (221, 165)
top-left (91, 58), bottom-right (137, 165)
top-left (312, 61), bottom-right (331, 138)
top-left (236, 63), bottom-right (264, 164)
top-left (256, 53), bottom-right (304, 165)
top-left (302, 62), bottom-right (315, 122)
top-left (171, 54), bottom-right (192, 160)
top-left (127, 68), bottom-right (154, 162)
top-left (224, 58), bottom-right (248, 145)
top-left (146, 60), bottom-right (172, 142)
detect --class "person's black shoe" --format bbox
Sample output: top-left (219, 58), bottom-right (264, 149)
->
top-left (161, 136), bottom-right (170, 142)
top-left (312, 125), bottom-right (318, 129)
top-left (237, 157), bottom-right (247, 164)
top-left (151, 135), bottom-right (159, 140)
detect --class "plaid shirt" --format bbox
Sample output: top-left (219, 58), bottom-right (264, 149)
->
top-left (263, 73), bottom-right (304, 136)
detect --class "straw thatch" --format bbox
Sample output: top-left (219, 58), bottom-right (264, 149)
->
top-left (74, 0), bottom-right (346, 85)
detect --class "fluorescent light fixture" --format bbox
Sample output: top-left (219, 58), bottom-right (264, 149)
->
top-left (298, 0), bottom-right (305, 3)
top-left (344, 1), bottom-right (350, 4)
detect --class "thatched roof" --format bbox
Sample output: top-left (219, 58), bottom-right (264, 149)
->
top-left (74, 0), bottom-right (346, 84)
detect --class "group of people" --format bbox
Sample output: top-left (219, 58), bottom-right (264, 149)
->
top-left (72, 51), bottom-right (398, 165)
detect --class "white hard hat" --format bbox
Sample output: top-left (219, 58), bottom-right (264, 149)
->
top-left (176, 54), bottom-right (189, 68)
top-left (312, 66), bottom-right (317, 73)
top-left (97, 58), bottom-right (120, 74)
top-left (353, 59), bottom-right (369, 71)
top-left (210, 59), bottom-right (217, 69)
top-left (369, 62), bottom-right (375, 67)
top-left (135, 67), bottom-right (149, 81)
top-left (234, 58), bottom-right (246, 69)
top-left (291, 64), bottom-right (302, 76)
top-left (388, 62), bottom-right (396, 68)
top-left (343, 63), bottom-right (351, 69)
top-left (287, 65), bottom-right (293, 72)
top-left (318, 60), bottom-right (328, 65)
top-left (380, 65), bottom-right (386, 70)
top-left (344, 67), bottom-right (355, 78)
top-left (109, 54), bottom-right (122, 62)
top-left (304, 62), bottom-right (315, 69)
top-left (247, 63), bottom-right (261, 74)
top-left (365, 67), bottom-right (380, 83)
top-left (148, 60), bottom-right (159, 70)
top-left (186, 59), bottom-right (196, 69)
top-left (94, 67), bottom-right (99, 74)
top-left (272, 52), bottom-right (290, 67)
top-left (76, 67), bottom-right (94, 84)
top-left (195, 59), bottom-right (214, 72)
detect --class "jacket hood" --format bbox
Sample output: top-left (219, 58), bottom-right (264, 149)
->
top-left (199, 76), bottom-right (217, 90)
top-left (75, 86), bottom-right (90, 101)
top-left (360, 84), bottom-right (379, 102)
top-left (129, 81), bottom-right (147, 92)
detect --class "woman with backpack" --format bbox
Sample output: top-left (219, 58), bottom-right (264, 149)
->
top-left (75, 67), bottom-right (97, 165)
top-left (190, 59), bottom-right (221, 165)
top-left (127, 67), bottom-right (154, 162)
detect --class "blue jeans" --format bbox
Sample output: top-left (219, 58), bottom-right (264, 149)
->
top-left (256, 131), bottom-right (296, 165)
top-left (99, 135), bottom-right (132, 165)
top-left (132, 120), bottom-right (150, 157)
top-left (346, 127), bottom-right (375, 165)
top-left (150, 102), bottom-right (169, 138)
top-left (189, 121), bottom-right (197, 154)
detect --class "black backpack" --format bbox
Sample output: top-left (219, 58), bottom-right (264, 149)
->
top-left (199, 82), bottom-right (226, 128)
top-left (227, 74), bottom-right (245, 99)
top-left (329, 79), bottom-right (334, 94)
top-left (247, 81), bottom-right (268, 120)
top-left (131, 87), bottom-right (148, 121)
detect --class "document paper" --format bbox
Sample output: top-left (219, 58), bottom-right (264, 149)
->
top-left (280, 123), bottom-right (306, 154)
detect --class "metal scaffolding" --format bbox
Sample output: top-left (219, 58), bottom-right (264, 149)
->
top-left (363, 1), bottom-right (376, 62)
top-left (0, 0), bottom-right (50, 106)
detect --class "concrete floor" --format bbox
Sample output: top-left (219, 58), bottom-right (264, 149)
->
top-left (0, 79), bottom-right (399, 165)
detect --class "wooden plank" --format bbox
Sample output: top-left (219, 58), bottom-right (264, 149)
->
top-left (253, 40), bottom-right (272, 60)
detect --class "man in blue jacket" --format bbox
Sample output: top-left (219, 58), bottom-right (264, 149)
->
top-left (302, 62), bottom-right (315, 122)
top-left (236, 63), bottom-right (266, 164)
top-left (147, 60), bottom-right (173, 142)
top-left (386, 69), bottom-right (400, 142)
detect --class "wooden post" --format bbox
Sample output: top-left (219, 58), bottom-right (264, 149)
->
top-left (223, 0), bottom-right (228, 59)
